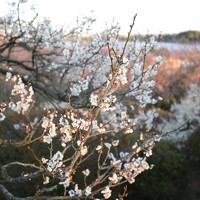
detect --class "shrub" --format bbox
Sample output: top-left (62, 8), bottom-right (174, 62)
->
top-left (127, 140), bottom-right (188, 200)
top-left (185, 127), bottom-right (200, 165)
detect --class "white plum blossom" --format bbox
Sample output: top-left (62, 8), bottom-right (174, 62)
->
top-left (42, 117), bottom-right (51, 129)
top-left (115, 64), bottom-right (129, 85)
top-left (42, 115), bottom-right (58, 144)
top-left (108, 173), bottom-right (121, 184)
top-left (49, 123), bottom-right (57, 137)
top-left (85, 186), bottom-right (92, 196)
top-left (70, 77), bottom-right (90, 96)
top-left (112, 140), bottom-right (119, 147)
top-left (43, 176), bottom-right (50, 185)
top-left (122, 157), bottom-right (150, 183)
top-left (101, 186), bottom-right (112, 199)
top-left (82, 169), bottom-right (90, 176)
top-left (132, 142), bottom-right (138, 150)
top-left (68, 184), bottom-right (82, 197)
top-left (74, 184), bottom-right (82, 197)
top-left (100, 95), bottom-right (117, 112)
top-left (59, 176), bottom-right (71, 188)
top-left (71, 118), bottom-right (90, 131)
top-left (90, 93), bottom-right (98, 106)
top-left (46, 151), bottom-right (64, 172)
top-left (68, 190), bottom-right (75, 197)
top-left (43, 135), bottom-right (53, 144)
top-left (104, 142), bottom-right (112, 149)
top-left (41, 157), bottom-right (48, 164)
top-left (0, 113), bottom-right (6, 122)
top-left (5, 72), bottom-right (12, 82)
top-left (60, 119), bottom-right (72, 144)
top-left (92, 120), bottom-right (98, 130)
top-left (96, 145), bottom-right (103, 151)
top-left (145, 149), bottom-right (153, 157)
top-left (80, 145), bottom-right (88, 156)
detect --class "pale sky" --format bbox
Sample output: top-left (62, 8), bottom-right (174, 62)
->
top-left (0, 0), bottom-right (200, 34)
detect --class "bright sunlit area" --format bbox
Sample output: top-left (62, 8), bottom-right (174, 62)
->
top-left (0, 0), bottom-right (200, 34)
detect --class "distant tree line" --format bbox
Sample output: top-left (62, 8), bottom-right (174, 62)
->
top-left (117, 31), bottom-right (200, 43)
top-left (157, 31), bottom-right (200, 43)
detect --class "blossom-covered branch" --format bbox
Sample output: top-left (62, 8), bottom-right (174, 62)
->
top-left (0, 1), bottom-right (163, 199)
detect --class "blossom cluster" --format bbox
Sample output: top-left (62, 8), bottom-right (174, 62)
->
top-left (70, 76), bottom-right (90, 96)
top-left (0, 72), bottom-right (34, 123)
top-left (160, 83), bottom-right (200, 142)
top-left (6, 72), bottom-right (34, 114)
top-left (0, 56), bottom-right (160, 200)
